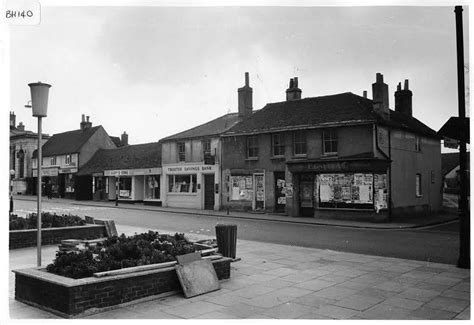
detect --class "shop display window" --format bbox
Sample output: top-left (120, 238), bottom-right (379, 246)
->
top-left (168, 174), bottom-right (197, 193)
top-left (230, 175), bottom-right (254, 201)
top-left (65, 174), bottom-right (75, 193)
top-left (145, 175), bottom-right (160, 199)
top-left (119, 177), bottom-right (132, 199)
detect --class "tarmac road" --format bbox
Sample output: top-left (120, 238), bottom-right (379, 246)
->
top-left (12, 199), bottom-right (460, 265)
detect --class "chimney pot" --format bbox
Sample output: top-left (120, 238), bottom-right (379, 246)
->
top-left (82, 114), bottom-right (85, 122)
top-left (238, 72), bottom-right (253, 118)
top-left (289, 78), bottom-right (294, 89)
top-left (294, 77), bottom-right (298, 88)
top-left (404, 79), bottom-right (409, 90)
top-left (363, 90), bottom-right (367, 98)
top-left (245, 72), bottom-right (249, 87)
top-left (376, 73), bottom-right (383, 83)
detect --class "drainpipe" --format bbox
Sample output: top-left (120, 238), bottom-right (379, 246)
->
top-left (388, 127), bottom-right (392, 222)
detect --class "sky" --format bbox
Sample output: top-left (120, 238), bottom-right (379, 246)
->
top-left (6, 3), bottom-right (471, 148)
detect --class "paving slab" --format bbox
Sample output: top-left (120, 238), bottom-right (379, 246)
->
top-left (314, 304), bottom-right (361, 319)
top-left (424, 296), bottom-right (471, 313)
top-left (408, 306), bottom-right (457, 320)
top-left (261, 301), bottom-right (314, 319)
top-left (333, 294), bottom-right (384, 311)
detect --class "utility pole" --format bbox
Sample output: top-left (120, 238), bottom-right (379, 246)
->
top-left (454, 6), bottom-right (470, 269)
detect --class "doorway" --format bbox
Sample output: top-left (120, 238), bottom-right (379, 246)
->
top-left (204, 174), bottom-right (215, 210)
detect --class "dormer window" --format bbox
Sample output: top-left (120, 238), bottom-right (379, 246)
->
top-left (51, 156), bottom-right (56, 166)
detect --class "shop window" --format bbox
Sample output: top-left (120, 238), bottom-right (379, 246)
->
top-left (229, 175), bottom-right (253, 201)
top-left (177, 142), bottom-right (186, 162)
top-left (416, 173), bottom-right (422, 196)
top-left (51, 156), bottom-right (56, 166)
top-left (168, 174), bottom-right (197, 193)
top-left (293, 130), bottom-right (307, 155)
top-left (119, 177), bottom-right (132, 198)
top-left (65, 174), bottom-right (75, 193)
top-left (247, 136), bottom-right (258, 158)
top-left (65, 154), bottom-right (71, 165)
top-left (415, 136), bottom-right (422, 152)
top-left (202, 139), bottom-right (211, 157)
top-left (145, 175), bottom-right (160, 200)
top-left (272, 133), bottom-right (285, 157)
top-left (323, 129), bottom-right (338, 155)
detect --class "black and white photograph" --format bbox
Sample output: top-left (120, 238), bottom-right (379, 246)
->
top-left (4, 0), bottom-right (471, 321)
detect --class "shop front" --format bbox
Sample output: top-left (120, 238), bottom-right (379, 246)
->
top-left (33, 167), bottom-right (60, 197)
top-left (103, 168), bottom-right (161, 204)
top-left (223, 169), bottom-right (266, 212)
top-left (163, 164), bottom-right (219, 210)
top-left (287, 158), bottom-right (390, 221)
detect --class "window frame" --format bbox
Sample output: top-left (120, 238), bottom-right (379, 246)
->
top-left (202, 139), bottom-right (211, 157)
top-left (65, 154), bottom-right (71, 165)
top-left (322, 128), bottom-right (338, 155)
top-left (415, 136), bottom-right (422, 152)
top-left (247, 136), bottom-right (259, 159)
top-left (416, 173), bottom-right (422, 197)
top-left (177, 142), bottom-right (186, 162)
top-left (272, 133), bottom-right (285, 157)
top-left (293, 130), bottom-right (307, 156)
top-left (51, 156), bottom-right (56, 166)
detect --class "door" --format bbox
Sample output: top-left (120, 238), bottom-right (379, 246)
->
top-left (274, 172), bottom-right (286, 212)
top-left (299, 173), bottom-right (314, 217)
top-left (204, 174), bottom-right (215, 210)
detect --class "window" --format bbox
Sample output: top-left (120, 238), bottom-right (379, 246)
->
top-left (293, 130), bottom-right (307, 155)
top-left (272, 133), bottom-right (285, 157)
top-left (416, 173), bottom-right (422, 196)
top-left (18, 150), bottom-right (25, 178)
top-left (177, 142), bottom-right (185, 162)
top-left (118, 177), bottom-right (132, 198)
top-left (51, 156), bottom-right (56, 166)
top-left (323, 129), bottom-right (338, 155)
top-left (415, 136), bottom-right (421, 152)
top-left (145, 175), bottom-right (160, 200)
top-left (202, 139), bottom-right (211, 157)
top-left (65, 154), bottom-right (71, 165)
top-left (247, 136), bottom-right (258, 158)
top-left (168, 174), bottom-right (197, 193)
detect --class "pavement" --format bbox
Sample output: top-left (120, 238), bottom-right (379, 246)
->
top-left (8, 195), bottom-right (469, 320)
top-left (11, 194), bottom-right (460, 229)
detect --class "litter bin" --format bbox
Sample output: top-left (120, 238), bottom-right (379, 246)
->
top-left (215, 224), bottom-right (237, 259)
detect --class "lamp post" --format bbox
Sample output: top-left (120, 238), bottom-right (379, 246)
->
top-left (28, 81), bottom-right (51, 267)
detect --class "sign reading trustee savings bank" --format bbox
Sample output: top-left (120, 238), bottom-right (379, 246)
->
top-left (166, 165), bottom-right (216, 174)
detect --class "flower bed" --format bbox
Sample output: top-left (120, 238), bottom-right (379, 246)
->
top-left (46, 232), bottom-right (196, 279)
top-left (14, 231), bottom-right (231, 318)
top-left (9, 212), bottom-right (86, 230)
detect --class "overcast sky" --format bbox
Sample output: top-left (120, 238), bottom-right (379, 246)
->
top-left (8, 4), bottom-right (470, 147)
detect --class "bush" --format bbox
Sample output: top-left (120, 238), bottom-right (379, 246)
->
top-left (9, 212), bottom-right (86, 230)
top-left (46, 231), bottom-right (198, 279)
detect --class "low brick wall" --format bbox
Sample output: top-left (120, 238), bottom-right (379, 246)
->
top-left (9, 225), bottom-right (107, 249)
top-left (14, 258), bottom-right (231, 318)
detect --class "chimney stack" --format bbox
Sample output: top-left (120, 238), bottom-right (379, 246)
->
top-left (286, 77), bottom-right (302, 101)
top-left (395, 79), bottom-right (413, 116)
top-left (80, 114), bottom-right (93, 129)
top-left (121, 131), bottom-right (128, 146)
top-left (10, 111), bottom-right (16, 130)
top-left (372, 73), bottom-right (389, 117)
top-left (238, 72), bottom-right (253, 118)
top-left (17, 122), bottom-right (25, 131)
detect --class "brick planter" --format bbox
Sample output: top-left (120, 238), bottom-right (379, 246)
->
top-left (14, 257), bottom-right (231, 318)
top-left (9, 225), bottom-right (107, 249)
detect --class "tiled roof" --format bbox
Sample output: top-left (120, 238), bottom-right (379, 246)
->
top-left (110, 136), bottom-right (122, 147)
top-left (32, 126), bottom-right (103, 158)
top-left (77, 142), bottom-right (162, 176)
top-left (442, 152), bottom-right (470, 176)
top-left (224, 92), bottom-right (438, 138)
top-left (161, 113), bottom-right (242, 141)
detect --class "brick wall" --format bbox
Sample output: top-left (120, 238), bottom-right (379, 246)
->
top-left (9, 225), bottom-right (106, 249)
top-left (15, 258), bottom-right (231, 317)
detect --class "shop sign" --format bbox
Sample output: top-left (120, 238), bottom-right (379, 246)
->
top-left (32, 168), bottom-right (59, 177)
top-left (59, 168), bottom-right (78, 174)
top-left (165, 165), bottom-right (216, 174)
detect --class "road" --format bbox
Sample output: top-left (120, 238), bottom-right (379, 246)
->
top-left (12, 199), bottom-right (460, 265)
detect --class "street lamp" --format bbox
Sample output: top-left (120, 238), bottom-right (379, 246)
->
top-left (28, 81), bottom-right (51, 267)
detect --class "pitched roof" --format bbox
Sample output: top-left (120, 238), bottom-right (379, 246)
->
top-left (110, 136), bottom-right (122, 147)
top-left (161, 113), bottom-right (242, 141)
top-left (442, 152), bottom-right (470, 176)
top-left (33, 126), bottom-right (104, 158)
top-left (77, 142), bottom-right (162, 176)
top-left (223, 92), bottom-right (438, 138)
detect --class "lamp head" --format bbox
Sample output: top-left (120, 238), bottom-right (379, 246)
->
top-left (28, 82), bottom-right (51, 117)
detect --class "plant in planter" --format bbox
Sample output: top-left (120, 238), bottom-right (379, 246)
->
top-left (46, 231), bottom-right (198, 279)
top-left (9, 212), bottom-right (86, 230)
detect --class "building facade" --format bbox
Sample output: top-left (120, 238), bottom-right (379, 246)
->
top-left (160, 73), bottom-right (251, 210)
top-left (221, 73), bottom-right (442, 221)
top-left (77, 142), bottom-right (162, 204)
top-left (32, 115), bottom-right (117, 199)
top-left (9, 112), bottom-right (50, 195)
